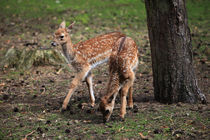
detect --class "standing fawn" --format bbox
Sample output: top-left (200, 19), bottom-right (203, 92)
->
top-left (51, 21), bottom-right (125, 111)
top-left (99, 36), bottom-right (138, 122)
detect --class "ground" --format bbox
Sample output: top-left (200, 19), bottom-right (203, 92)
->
top-left (0, 0), bottom-right (209, 139)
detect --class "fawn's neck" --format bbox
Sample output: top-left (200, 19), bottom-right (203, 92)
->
top-left (62, 37), bottom-right (75, 63)
top-left (103, 72), bottom-right (120, 100)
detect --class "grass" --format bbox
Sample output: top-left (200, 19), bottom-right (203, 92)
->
top-left (2, 103), bottom-right (207, 139)
top-left (0, 66), bottom-right (209, 139)
top-left (0, 0), bottom-right (209, 139)
top-left (0, 0), bottom-right (146, 27)
top-left (187, 0), bottom-right (210, 27)
top-left (0, 0), bottom-right (209, 26)
top-left (0, 0), bottom-right (209, 59)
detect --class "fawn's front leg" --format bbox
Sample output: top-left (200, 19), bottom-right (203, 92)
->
top-left (120, 87), bottom-right (133, 109)
top-left (85, 72), bottom-right (95, 107)
top-left (128, 86), bottom-right (133, 109)
top-left (120, 72), bottom-right (135, 119)
top-left (62, 67), bottom-right (90, 111)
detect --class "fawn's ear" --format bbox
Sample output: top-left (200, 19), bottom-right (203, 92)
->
top-left (59, 21), bottom-right (66, 28)
top-left (67, 21), bottom-right (75, 31)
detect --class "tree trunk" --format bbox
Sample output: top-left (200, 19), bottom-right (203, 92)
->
top-left (145, 0), bottom-right (206, 103)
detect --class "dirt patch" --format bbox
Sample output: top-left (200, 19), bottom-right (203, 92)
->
top-left (0, 1), bottom-right (209, 138)
top-left (0, 57), bottom-right (209, 139)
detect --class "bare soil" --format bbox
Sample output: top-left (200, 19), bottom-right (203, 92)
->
top-left (0, 54), bottom-right (209, 139)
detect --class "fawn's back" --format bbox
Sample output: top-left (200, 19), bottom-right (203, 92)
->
top-left (69, 32), bottom-right (125, 69)
top-left (109, 37), bottom-right (138, 78)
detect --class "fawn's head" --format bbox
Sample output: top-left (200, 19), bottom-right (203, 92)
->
top-left (99, 96), bottom-right (115, 123)
top-left (51, 21), bottom-right (75, 47)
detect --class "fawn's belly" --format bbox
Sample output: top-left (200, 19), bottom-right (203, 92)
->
top-left (90, 57), bottom-right (109, 69)
top-left (88, 50), bottom-right (112, 69)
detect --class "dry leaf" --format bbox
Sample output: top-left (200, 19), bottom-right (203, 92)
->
top-left (56, 68), bottom-right (63, 74)
top-left (0, 83), bottom-right (5, 86)
top-left (118, 126), bottom-right (124, 132)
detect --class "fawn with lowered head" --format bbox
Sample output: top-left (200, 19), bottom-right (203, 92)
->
top-left (51, 21), bottom-right (125, 111)
top-left (99, 36), bottom-right (139, 122)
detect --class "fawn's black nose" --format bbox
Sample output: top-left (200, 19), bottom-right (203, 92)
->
top-left (103, 118), bottom-right (107, 123)
top-left (51, 41), bottom-right (57, 47)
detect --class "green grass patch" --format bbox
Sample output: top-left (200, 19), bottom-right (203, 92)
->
top-left (187, 0), bottom-right (210, 27)
top-left (0, 0), bottom-right (146, 26)
top-left (0, 0), bottom-right (208, 26)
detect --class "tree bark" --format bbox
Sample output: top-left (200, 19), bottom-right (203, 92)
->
top-left (145, 0), bottom-right (206, 103)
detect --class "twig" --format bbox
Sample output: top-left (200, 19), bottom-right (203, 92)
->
top-left (22, 130), bottom-right (35, 140)
top-left (51, 95), bottom-right (65, 100)
top-left (56, 68), bottom-right (63, 75)
top-left (41, 88), bottom-right (46, 95)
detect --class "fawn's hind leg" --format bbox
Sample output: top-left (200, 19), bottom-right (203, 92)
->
top-left (85, 72), bottom-right (95, 107)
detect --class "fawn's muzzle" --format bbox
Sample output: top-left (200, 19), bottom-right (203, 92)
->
top-left (103, 118), bottom-right (107, 123)
top-left (51, 41), bottom-right (57, 47)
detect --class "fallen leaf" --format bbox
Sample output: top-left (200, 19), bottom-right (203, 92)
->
top-left (81, 103), bottom-right (88, 109)
top-left (140, 61), bottom-right (145, 64)
top-left (161, 125), bottom-right (169, 128)
top-left (74, 120), bottom-right (79, 123)
top-left (83, 120), bottom-right (92, 123)
top-left (0, 83), bottom-right (5, 86)
top-left (56, 68), bottom-right (63, 74)
top-left (118, 126), bottom-right (124, 132)
top-left (153, 116), bottom-right (162, 120)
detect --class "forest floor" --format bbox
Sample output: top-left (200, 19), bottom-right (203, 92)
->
top-left (0, 0), bottom-right (209, 139)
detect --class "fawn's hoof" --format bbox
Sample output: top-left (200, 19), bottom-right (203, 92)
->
top-left (128, 101), bottom-right (134, 109)
top-left (103, 119), bottom-right (107, 124)
top-left (61, 107), bottom-right (67, 113)
top-left (119, 117), bottom-right (125, 122)
top-left (128, 105), bottom-right (133, 110)
top-left (119, 114), bottom-right (125, 122)
top-left (91, 103), bottom-right (95, 108)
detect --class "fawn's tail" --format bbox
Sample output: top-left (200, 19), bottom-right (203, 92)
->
top-left (117, 37), bottom-right (127, 54)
